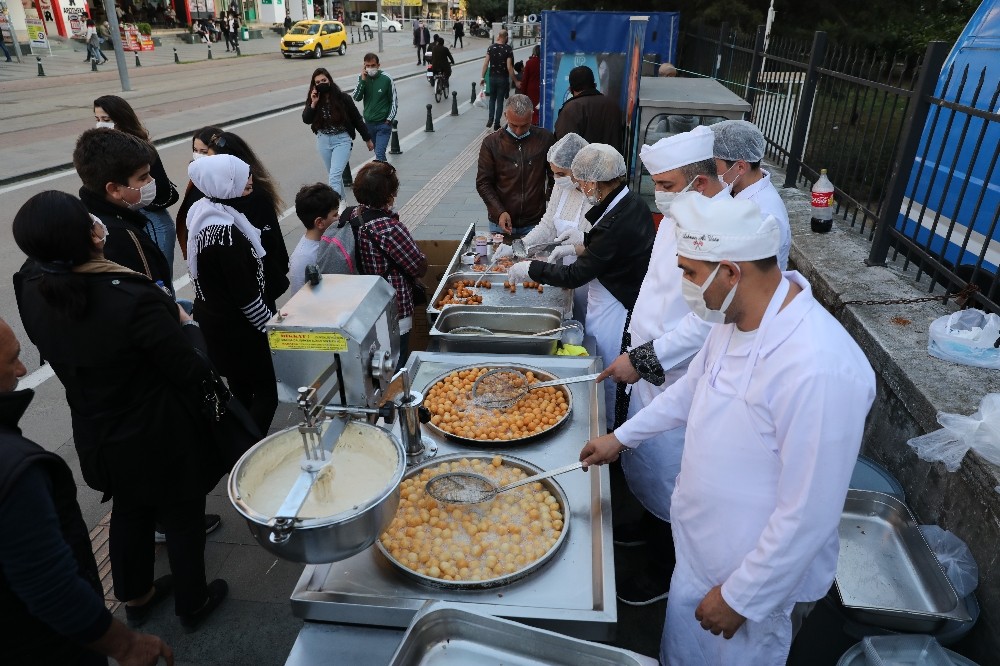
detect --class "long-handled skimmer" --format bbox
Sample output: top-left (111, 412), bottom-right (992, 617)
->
top-left (425, 461), bottom-right (584, 504)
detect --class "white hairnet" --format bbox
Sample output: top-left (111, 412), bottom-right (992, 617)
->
top-left (547, 133), bottom-right (589, 169)
top-left (571, 143), bottom-right (626, 182)
top-left (711, 120), bottom-right (766, 163)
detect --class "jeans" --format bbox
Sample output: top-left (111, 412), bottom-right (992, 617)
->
top-left (453, 35), bottom-right (463, 48)
top-left (316, 131), bottom-right (354, 198)
top-left (141, 208), bottom-right (176, 269)
top-left (366, 120), bottom-right (392, 162)
top-left (489, 221), bottom-right (537, 239)
top-left (487, 75), bottom-right (509, 128)
top-left (416, 44), bottom-right (426, 64)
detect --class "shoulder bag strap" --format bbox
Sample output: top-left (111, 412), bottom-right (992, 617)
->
top-left (125, 229), bottom-right (153, 280)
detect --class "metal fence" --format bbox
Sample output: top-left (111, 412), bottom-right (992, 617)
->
top-left (679, 23), bottom-right (999, 313)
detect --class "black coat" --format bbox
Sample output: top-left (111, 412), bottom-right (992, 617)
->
top-left (554, 89), bottom-right (625, 153)
top-left (302, 92), bottom-right (372, 141)
top-left (16, 269), bottom-right (223, 502)
top-left (529, 184), bottom-right (653, 310)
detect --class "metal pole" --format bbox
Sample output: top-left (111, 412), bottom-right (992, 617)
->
top-left (712, 21), bottom-right (728, 80)
top-left (102, 0), bottom-right (132, 91)
top-left (867, 41), bottom-right (950, 266)
top-left (425, 103), bottom-right (434, 132)
top-left (507, 0), bottom-right (513, 27)
top-left (783, 30), bottom-right (827, 188)
top-left (376, 0), bottom-right (383, 53)
top-left (746, 25), bottom-right (765, 109)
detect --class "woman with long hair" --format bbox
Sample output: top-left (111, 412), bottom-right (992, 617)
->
top-left (337, 161), bottom-right (426, 365)
top-left (93, 95), bottom-right (178, 269)
top-left (302, 67), bottom-right (373, 198)
top-left (176, 125), bottom-right (224, 259)
top-left (13, 191), bottom-right (228, 632)
top-left (84, 18), bottom-right (108, 64)
top-left (186, 154), bottom-right (279, 434)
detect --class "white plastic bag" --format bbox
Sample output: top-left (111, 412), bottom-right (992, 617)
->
top-left (906, 393), bottom-right (1000, 471)
top-left (473, 89), bottom-right (487, 109)
top-left (928, 308), bottom-right (1000, 369)
top-left (918, 525), bottom-right (979, 598)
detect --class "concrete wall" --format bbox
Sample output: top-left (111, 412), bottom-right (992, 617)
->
top-left (773, 167), bottom-right (1000, 664)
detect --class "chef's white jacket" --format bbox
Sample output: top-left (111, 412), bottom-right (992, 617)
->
top-left (735, 170), bottom-right (791, 271)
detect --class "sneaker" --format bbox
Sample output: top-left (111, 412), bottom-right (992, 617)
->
top-left (155, 514), bottom-right (222, 543)
top-left (124, 574), bottom-right (174, 627)
top-left (616, 572), bottom-right (669, 606)
top-left (180, 579), bottom-right (228, 631)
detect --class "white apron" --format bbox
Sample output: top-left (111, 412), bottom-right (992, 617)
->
top-left (552, 188), bottom-right (589, 322)
top-left (586, 278), bottom-right (627, 432)
top-left (663, 278), bottom-right (794, 666)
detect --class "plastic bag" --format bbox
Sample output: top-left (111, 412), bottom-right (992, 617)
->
top-left (928, 308), bottom-right (1000, 369)
top-left (473, 89), bottom-right (488, 109)
top-left (906, 393), bottom-right (1000, 471)
top-left (918, 525), bottom-right (979, 598)
top-left (862, 635), bottom-right (951, 666)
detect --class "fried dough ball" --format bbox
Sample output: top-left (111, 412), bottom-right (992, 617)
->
top-left (379, 457), bottom-right (565, 583)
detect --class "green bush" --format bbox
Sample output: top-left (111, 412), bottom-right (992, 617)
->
top-left (137, 22), bottom-right (152, 35)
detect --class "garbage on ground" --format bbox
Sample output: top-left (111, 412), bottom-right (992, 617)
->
top-left (928, 309), bottom-right (1000, 370)
top-left (906, 393), bottom-right (1000, 471)
top-left (919, 525), bottom-right (978, 598)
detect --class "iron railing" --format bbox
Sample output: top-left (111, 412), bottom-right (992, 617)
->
top-left (679, 24), bottom-right (999, 313)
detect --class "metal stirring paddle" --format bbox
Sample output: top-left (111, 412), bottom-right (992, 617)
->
top-left (470, 368), bottom-right (602, 409)
top-left (425, 462), bottom-right (585, 504)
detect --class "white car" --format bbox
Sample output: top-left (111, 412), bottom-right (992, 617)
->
top-left (360, 12), bottom-right (401, 32)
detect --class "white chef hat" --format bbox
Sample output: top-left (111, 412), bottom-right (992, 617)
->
top-left (639, 125), bottom-right (715, 175)
top-left (672, 192), bottom-right (780, 262)
top-left (711, 120), bottom-right (766, 163)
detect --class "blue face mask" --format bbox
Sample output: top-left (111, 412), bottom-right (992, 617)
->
top-left (506, 127), bottom-right (531, 140)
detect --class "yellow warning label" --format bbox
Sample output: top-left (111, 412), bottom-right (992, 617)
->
top-left (268, 330), bottom-right (349, 352)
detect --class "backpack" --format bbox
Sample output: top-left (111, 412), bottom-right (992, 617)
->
top-left (315, 210), bottom-right (361, 275)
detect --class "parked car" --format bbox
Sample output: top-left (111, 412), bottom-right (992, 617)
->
top-left (361, 12), bottom-right (401, 32)
top-left (280, 19), bottom-right (347, 58)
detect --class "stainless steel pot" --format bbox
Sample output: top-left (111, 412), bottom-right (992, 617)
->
top-left (228, 421), bottom-right (406, 564)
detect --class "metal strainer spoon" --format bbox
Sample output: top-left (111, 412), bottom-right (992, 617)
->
top-left (448, 323), bottom-right (582, 338)
top-left (470, 367), bottom-right (602, 409)
top-left (425, 461), bottom-right (584, 504)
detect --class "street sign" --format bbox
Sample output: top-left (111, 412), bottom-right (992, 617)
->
top-left (25, 17), bottom-right (51, 54)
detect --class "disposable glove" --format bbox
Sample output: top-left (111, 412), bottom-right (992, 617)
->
top-left (554, 228), bottom-right (585, 246)
top-left (548, 245), bottom-right (577, 263)
top-left (493, 244), bottom-right (513, 258)
top-left (507, 261), bottom-right (532, 284)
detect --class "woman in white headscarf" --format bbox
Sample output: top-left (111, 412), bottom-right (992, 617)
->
top-left (187, 154), bottom-right (278, 434)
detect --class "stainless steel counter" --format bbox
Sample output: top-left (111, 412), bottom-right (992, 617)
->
top-left (289, 351), bottom-right (616, 640)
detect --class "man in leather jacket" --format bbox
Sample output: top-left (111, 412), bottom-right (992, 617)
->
top-left (554, 65), bottom-right (624, 152)
top-left (476, 94), bottom-right (555, 240)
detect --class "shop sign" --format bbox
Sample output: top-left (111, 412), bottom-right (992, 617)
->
top-left (26, 17), bottom-right (48, 47)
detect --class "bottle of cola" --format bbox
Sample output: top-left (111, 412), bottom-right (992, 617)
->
top-left (810, 169), bottom-right (835, 233)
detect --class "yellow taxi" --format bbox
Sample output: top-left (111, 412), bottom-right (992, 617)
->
top-left (280, 19), bottom-right (347, 59)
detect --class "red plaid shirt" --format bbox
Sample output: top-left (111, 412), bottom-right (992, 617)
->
top-left (350, 205), bottom-right (426, 319)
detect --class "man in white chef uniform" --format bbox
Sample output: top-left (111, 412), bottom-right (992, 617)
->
top-left (711, 119), bottom-right (792, 271)
top-left (581, 193), bottom-right (876, 665)
top-left (598, 127), bottom-right (723, 604)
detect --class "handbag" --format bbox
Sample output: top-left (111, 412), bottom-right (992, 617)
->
top-left (195, 348), bottom-right (263, 469)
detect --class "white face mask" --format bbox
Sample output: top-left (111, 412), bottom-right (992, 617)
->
top-left (680, 263), bottom-right (740, 324)
top-left (192, 152), bottom-right (207, 162)
top-left (95, 121), bottom-right (115, 129)
top-left (366, 67), bottom-right (379, 77)
top-left (583, 184), bottom-right (600, 206)
top-left (123, 180), bottom-right (157, 210)
top-left (90, 214), bottom-right (110, 245)
top-left (717, 163), bottom-right (740, 195)
top-left (654, 177), bottom-right (695, 217)
top-left (553, 175), bottom-right (573, 191)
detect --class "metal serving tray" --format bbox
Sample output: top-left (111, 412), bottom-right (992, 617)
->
top-left (389, 602), bottom-right (657, 665)
top-left (290, 351), bottom-right (615, 640)
top-left (430, 305), bottom-right (563, 355)
top-left (835, 490), bottom-right (972, 632)
top-left (427, 272), bottom-right (574, 322)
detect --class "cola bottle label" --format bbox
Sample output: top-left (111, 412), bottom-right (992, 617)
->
top-left (811, 191), bottom-right (834, 207)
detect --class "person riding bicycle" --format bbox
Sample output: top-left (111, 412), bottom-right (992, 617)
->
top-left (430, 36), bottom-right (455, 90)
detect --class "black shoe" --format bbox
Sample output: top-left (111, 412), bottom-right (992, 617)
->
top-left (155, 514), bottom-right (222, 544)
top-left (180, 579), bottom-right (228, 631)
top-left (493, 125), bottom-right (501, 131)
top-left (124, 574), bottom-right (174, 627)
top-left (616, 572), bottom-right (669, 606)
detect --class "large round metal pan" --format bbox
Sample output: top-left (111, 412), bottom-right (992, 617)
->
top-left (419, 363), bottom-right (573, 446)
top-left (375, 453), bottom-right (570, 590)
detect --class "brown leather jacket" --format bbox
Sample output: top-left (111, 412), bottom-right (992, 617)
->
top-left (476, 126), bottom-right (555, 229)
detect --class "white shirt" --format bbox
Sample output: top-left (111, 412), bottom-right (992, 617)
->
top-left (288, 236), bottom-right (322, 294)
top-left (736, 170), bottom-right (791, 271)
top-left (616, 271), bottom-right (876, 620)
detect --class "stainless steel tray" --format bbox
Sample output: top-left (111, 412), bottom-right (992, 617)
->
top-left (290, 351), bottom-right (615, 640)
top-left (836, 490), bottom-right (972, 632)
top-left (421, 363), bottom-right (573, 446)
top-left (375, 454), bottom-right (571, 590)
top-left (430, 305), bottom-right (563, 355)
top-left (427, 272), bottom-right (574, 322)
top-left (389, 602), bottom-right (657, 665)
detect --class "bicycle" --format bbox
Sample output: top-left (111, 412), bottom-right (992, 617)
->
top-left (433, 72), bottom-right (450, 103)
